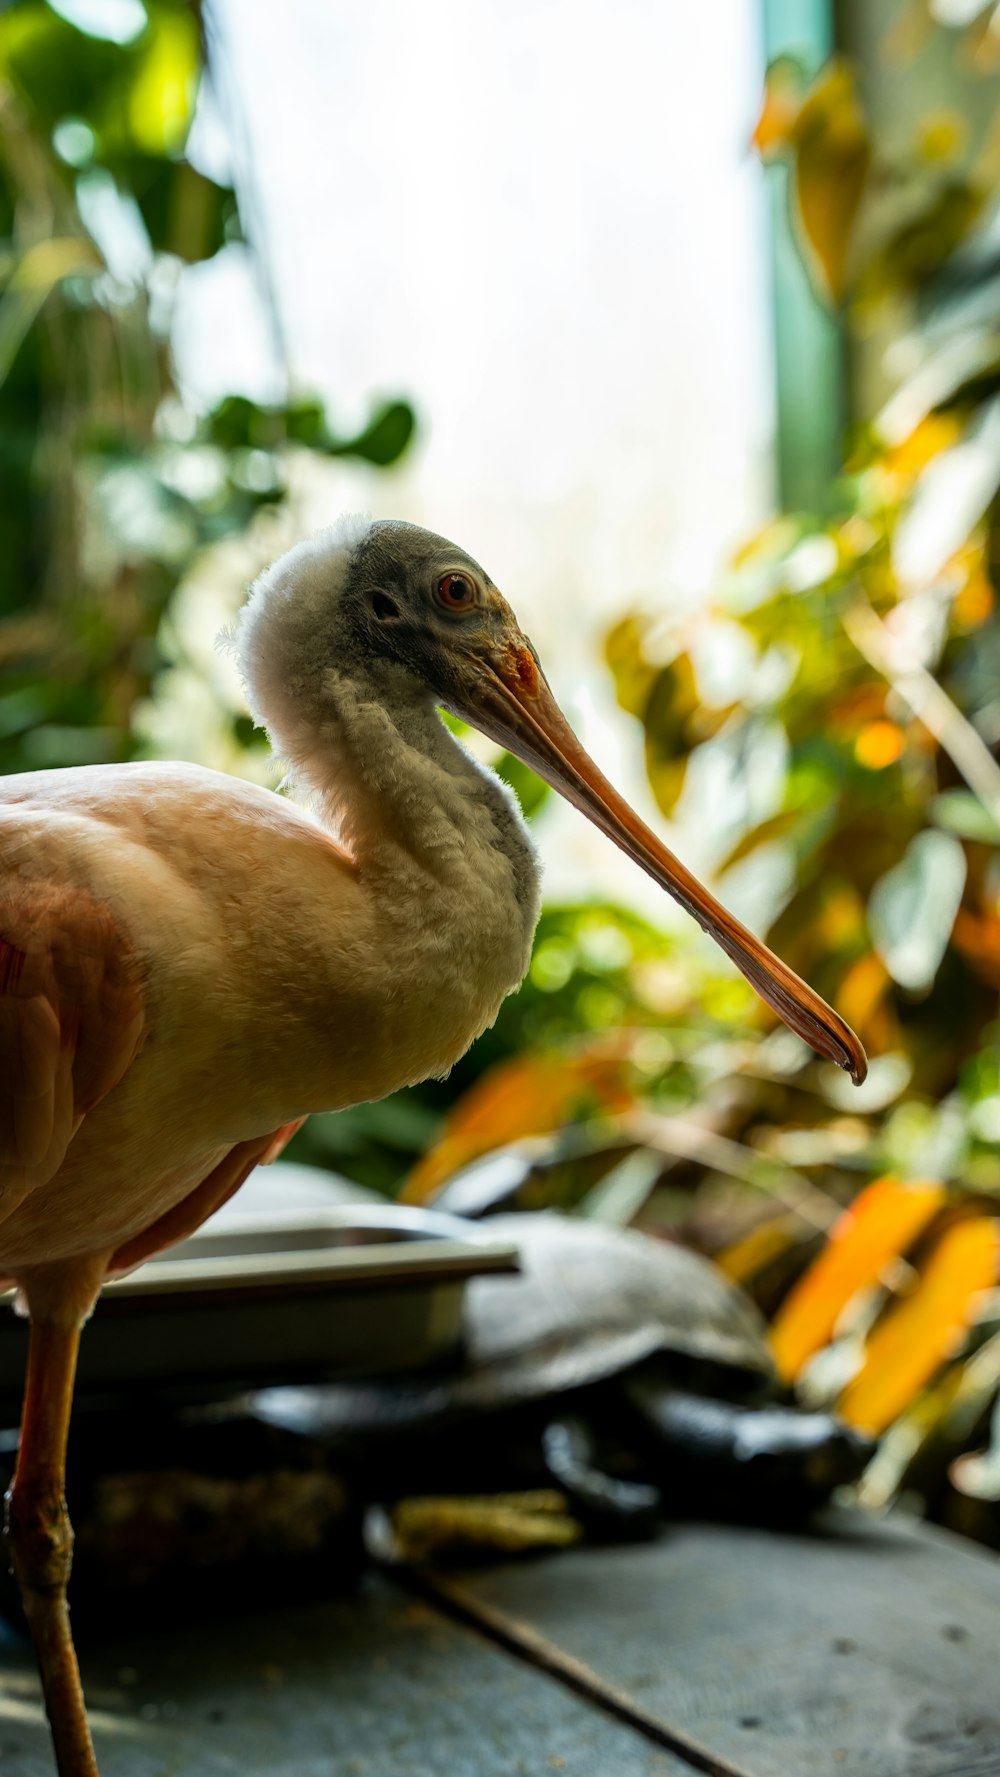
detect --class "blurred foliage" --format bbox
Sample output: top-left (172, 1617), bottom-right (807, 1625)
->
top-left (0, 0), bottom-right (414, 776)
top-left (9, 0), bottom-right (1000, 1547)
top-left (388, 5), bottom-right (1000, 1547)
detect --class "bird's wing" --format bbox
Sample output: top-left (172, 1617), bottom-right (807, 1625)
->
top-left (106, 1118), bottom-right (306, 1276)
top-left (0, 888), bottom-right (145, 1224)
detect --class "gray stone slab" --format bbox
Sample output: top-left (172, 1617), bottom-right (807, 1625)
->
top-left (432, 1511), bottom-right (1000, 1777)
top-left (0, 1572), bottom-right (691, 1777)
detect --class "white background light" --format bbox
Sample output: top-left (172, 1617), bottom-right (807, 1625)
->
top-left (183, 0), bottom-right (775, 912)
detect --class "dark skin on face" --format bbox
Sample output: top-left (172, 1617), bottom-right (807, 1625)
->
top-left (362, 526), bottom-right (867, 1086)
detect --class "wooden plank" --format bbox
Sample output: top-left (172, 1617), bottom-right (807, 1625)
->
top-left (420, 1510), bottom-right (1000, 1777)
top-left (0, 1571), bottom-right (693, 1777)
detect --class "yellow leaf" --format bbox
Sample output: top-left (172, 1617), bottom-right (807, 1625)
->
top-left (918, 110), bottom-right (967, 166)
top-left (642, 655), bottom-right (735, 819)
top-left (814, 885), bottom-right (867, 951)
top-left (730, 515), bottom-right (801, 567)
top-left (884, 413), bottom-right (963, 482)
top-left (963, 11), bottom-right (1000, 76)
top-left (954, 571), bottom-right (995, 629)
top-left (835, 514), bottom-right (880, 564)
top-left (717, 808), bottom-right (808, 874)
top-left (839, 1218), bottom-right (1000, 1436)
top-left (834, 951), bottom-right (891, 1046)
top-left (790, 60), bottom-right (871, 305)
top-left (128, 9), bottom-right (200, 155)
top-left (770, 1177), bottom-right (945, 1383)
top-left (718, 1217), bottom-right (798, 1285)
top-left (604, 616), bottom-right (656, 719)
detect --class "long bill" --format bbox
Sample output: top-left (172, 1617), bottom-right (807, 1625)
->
top-left (454, 644), bottom-right (867, 1086)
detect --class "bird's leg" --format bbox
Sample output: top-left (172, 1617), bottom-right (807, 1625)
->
top-left (5, 1314), bottom-right (99, 1777)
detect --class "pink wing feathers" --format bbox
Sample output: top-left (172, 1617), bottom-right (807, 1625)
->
top-left (0, 887), bottom-right (145, 1224)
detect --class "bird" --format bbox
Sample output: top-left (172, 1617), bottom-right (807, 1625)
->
top-left (0, 516), bottom-right (867, 1776)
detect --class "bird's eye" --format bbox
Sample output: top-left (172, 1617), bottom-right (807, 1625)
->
top-left (436, 572), bottom-right (477, 613)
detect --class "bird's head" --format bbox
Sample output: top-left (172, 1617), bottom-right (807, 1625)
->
top-left (237, 516), bottom-right (867, 1084)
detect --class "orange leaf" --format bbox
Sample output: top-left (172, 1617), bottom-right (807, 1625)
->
top-left (401, 1052), bottom-right (629, 1204)
top-left (834, 951), bottom-right (891, 1045)
top-left (718, 1217), bottom-right (798, 1285)
top-left (954, 571), bottom-right (995, 629)
top-left (838, 1218), bottom-right (1000, 1436)
top-left (770, 1177), bottom-right (945, 1383)
top-left (953, 909), bottom-right (1000, 987)
top-left (752, 57), bottom-right (804, 157)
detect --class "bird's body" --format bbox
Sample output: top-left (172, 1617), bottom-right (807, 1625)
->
top-left (0, 517), bottom-right (865, 1777)
top-left (0, 738), bottom-right (536, 1285)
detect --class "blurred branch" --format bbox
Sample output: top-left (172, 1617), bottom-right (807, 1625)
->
top-left (621, 1107), bottom-right (839, 1232)
top-left (0, 235), bottom-right (99, 386)
top-left (843, 596), bottom-right (1000, 829)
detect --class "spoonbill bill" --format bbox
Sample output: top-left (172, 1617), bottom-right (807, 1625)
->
top-left (0, 516), bottom-right (866, 1775)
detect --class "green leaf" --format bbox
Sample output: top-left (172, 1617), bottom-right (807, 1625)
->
top-left (0, 236), bottom-right (100, 387)
top-left (929, 790), bottom-right (1000, 846)
top-left (204, 394), bottom-right (266, 450)
top-left (0, 1), bottom-right (199, 158)
top-left (789, 60), bottom-right (871, 305)
top-left (282, 398), bottom-right (328, 448)
top-left (639, 654), bottom-right (736, 818)
top-left (604, 614), bottom-right (657, 718)
top-left (333, 398), bottom-right (416, 467)
top-left (128, 156), bottom-right (236, 262)
top-left (0, 5), bottom-right (125, 130)
top-left (494, 750), bottom-right (549, 817)
top-left (203, 394), bottom-right (416, 469)
top-left (869, 829), bottom-right (967, 991)
top-left (892, 397), bottom-right (1000, 589)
